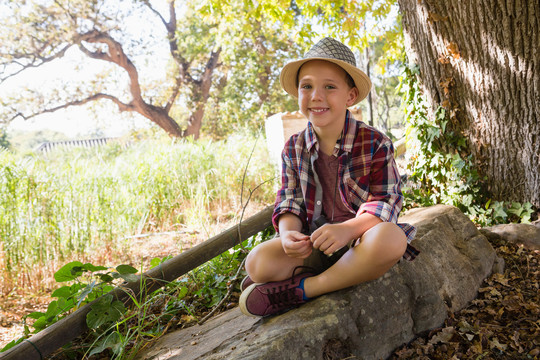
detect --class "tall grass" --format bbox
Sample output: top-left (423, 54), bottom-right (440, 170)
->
top-left (0, 134), bottom-right (276, 295)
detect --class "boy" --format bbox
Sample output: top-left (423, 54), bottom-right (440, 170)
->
top-left (239, 37), bottom-right (418, 317)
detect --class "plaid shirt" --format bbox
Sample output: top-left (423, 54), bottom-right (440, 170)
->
top-left (272, 111), bottom-right (418, 261)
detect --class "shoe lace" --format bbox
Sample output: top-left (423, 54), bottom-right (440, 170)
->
top-left (266, 285), bottom-right (300, 308)
top-left (264, 266), bottom-right (316, 308)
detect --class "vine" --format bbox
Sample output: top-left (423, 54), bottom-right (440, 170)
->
top-left (400, 64), bottom-right (535, 226)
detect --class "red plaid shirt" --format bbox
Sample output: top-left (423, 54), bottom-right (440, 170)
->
top-left (272, 111), bottom-right (418, 261)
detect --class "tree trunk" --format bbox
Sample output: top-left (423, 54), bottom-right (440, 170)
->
top-left (183, 48), bottom-right (221, 139)
top-left (137, 102), bottom-right (183, 137)
top-left (365, 46), bottom-right (374, 127)
top-left (398, 0), bottom-right (540, 207)
top-left (184, 105), bottom-right (205, 139)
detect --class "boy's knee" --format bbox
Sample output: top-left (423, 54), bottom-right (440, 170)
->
top-left (362, 222), bottom-right (407, 260)
top-left (245, 237), bottom-right (282, 278)
top-left (245, 244), bottom-right (261, 275)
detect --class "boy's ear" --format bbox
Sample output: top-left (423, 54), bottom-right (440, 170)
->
top-left (346, 87), bottom-right (359, 107)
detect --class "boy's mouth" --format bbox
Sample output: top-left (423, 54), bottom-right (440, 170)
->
top-left (309, 107), bottom-right (329, 113)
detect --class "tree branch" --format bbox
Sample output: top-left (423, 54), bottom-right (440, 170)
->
top-left (11, 93), bottom-right (133, 122)
top-left (0, 44), bottom-right (73, 83)
top-left (141, 0), bottom-right (194, 112)
top-left (77, 30), bottom-right (144, 104)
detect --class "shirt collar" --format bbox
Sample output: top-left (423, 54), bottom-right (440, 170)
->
top-left (304, 110), bottom-right (358, 155)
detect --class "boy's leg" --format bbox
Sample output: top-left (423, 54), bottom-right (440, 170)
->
top-left (302, 222), bottom-right (407, 298)
top-left (245, 237), bottom-right (305, 283)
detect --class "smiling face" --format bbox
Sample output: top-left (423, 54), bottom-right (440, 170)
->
top-left (297, 60), bottom-right (359, 136)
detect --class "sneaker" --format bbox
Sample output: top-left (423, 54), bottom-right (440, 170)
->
top-left (239, 271), bottom-right (314, 317)
top-left (240, 275), bottom-right (255, 291)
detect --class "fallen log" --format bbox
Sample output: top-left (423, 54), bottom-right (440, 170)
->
top-left (0, 205), bottom-right (274, 360)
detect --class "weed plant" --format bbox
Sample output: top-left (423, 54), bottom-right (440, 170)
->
top-left (0, 134), bottom-right (276, 295)
top-left (1, 227), bottom-right (275, 359)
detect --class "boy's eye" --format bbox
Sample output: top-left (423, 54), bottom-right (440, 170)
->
top-left (325, 85), bottom-right (336, 89)
top-left (300, 84), bottom-right (312, 89)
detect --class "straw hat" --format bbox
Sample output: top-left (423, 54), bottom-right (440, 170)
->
top-left (279, 37), bottom-right (372, 105)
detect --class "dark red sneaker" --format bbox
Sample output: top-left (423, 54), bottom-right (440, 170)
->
top-left (239, 272), bottom-right (314, 317)
top-left (240, 275), bottom-right (255, 291)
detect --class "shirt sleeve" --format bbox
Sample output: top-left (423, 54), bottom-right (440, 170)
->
top-left (272, 144), bottom-right (308, 231)
top-left (357, 138), bottom-right (403, 223)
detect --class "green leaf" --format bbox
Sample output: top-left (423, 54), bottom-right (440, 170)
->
top-left (86, 295), bottom-right (126, 329)
top-left (0, 337), bottom-right (25, 352)
top-left (44, 300), bottom-right (60, 318)
top-left (88, 332), bottom-right (122, 357)
top-left (52, 285), bottom-right (73, 299)
top-left (26, 311), bottom-right (45, 320)
top-left (83, 263), bottom-right (108, 272)
top-left (116, 264), bottom-right (138, 275)
top-left (177, 286), bottom-right (189, 300)
top-left (150, 255), bottom-right (172, 268)
top-left (32, 316), bottom-right (49, 331)
top-left (54, 261), bottom-right (84, 282)
top-left (150, 257), bottom-right (162, 268)
top-left (98, 273), bottom-right (114, 282)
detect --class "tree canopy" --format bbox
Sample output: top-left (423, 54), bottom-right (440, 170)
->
top-left (0, 0), bottom-right (400, 139)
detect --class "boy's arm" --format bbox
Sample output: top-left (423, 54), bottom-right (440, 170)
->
top-left (358, 138), bottom-right (403, 224)
top-left (272, 139), bottom-right (308, 231)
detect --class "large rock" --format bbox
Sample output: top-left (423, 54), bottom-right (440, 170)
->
top-left (136, 205), bottom-right (499, 360)
top-left (480, 223), bottom-right (540, 250)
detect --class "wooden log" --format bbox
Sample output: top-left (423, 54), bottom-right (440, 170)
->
top-left (0, 205), bottom-right (274, 360)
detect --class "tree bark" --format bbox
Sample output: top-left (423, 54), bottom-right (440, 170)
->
top-left (398, 0), bottom-right (540, 207)
top-left (78, 30), bottom-right (184, 138)
top-left (183, 48), bottom-right (221, 139)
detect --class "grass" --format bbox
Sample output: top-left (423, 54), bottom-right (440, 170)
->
top-left (0, 132), bottom-right (277, 296)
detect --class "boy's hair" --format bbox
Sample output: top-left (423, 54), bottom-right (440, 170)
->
top-left (295, 62), bottom-right (356, 89)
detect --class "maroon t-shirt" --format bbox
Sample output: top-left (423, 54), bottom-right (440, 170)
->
top-left (315, 150), bottom-right (355, 224)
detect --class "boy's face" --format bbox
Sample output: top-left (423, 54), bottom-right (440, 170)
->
top-left (297, 60), bottom-right (359, 134)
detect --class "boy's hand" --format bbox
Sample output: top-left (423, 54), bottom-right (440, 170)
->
top-left (281, 230), bottom-right (312, 259)
top-left (311, 223), bottom-right (353, 256)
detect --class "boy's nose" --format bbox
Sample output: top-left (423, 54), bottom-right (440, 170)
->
top-left (311, 87), bottom-right (323, 101)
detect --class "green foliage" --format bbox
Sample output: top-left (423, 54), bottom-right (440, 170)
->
top-left (0, 134), bottom-right (275, 291)
top-left (1, 261), bottom-right (131, 352)
top-left (1, 0), bottom-right (408, 140)
top-left (0, 129), bottom-right (9, 149)
top-left (1, 227), bottom-right (275, 358)
top-left (400, 64), bottom-right (536, 226)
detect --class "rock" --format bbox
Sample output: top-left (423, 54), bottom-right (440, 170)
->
top-left (136, 205), bottom-right (499, 360)
top-left (480, 223), bottom-right (540, 251)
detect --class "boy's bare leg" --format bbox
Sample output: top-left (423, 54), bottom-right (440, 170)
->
top-left (302, 222), bottom-right (407, 298)
top-left (245, 237), bottom-right (305, 283)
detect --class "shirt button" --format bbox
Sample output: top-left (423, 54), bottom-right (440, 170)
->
top-left (316, 200), bottom-right (321, 206)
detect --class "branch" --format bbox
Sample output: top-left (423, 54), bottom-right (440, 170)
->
top-left (77, 30), bottom-right (144, 103)
top-left (141, 0), bottom-right (196, 111)
top-left (11, 93), bottom-right (133, 122)
top-left (0, 43), bottom-right (73, 83)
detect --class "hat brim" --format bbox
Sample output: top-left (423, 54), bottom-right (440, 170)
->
top-left (279, 58), bottom-right (372, 105)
